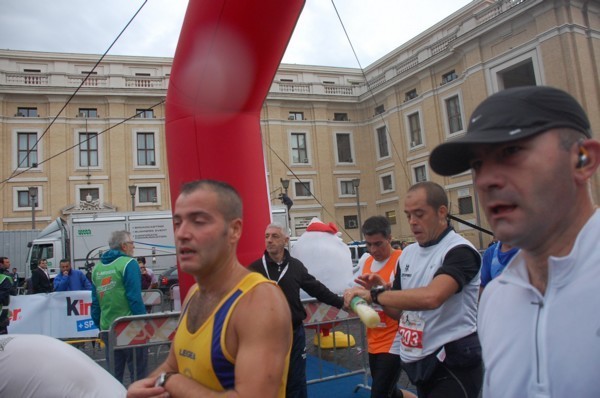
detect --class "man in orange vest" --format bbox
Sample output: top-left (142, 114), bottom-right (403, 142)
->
top-left (355, 216), bottom-right (415, 398)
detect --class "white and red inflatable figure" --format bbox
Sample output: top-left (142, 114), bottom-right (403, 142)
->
top-left (291, 218), bottom-right (355, 346)
top-left (291, 218), bottom-right (354, 298)
top-left (165, 0), bottom-right (305, 296)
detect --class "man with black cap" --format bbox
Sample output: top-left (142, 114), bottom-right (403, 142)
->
top-left (429, 85), bottom-right (600, 397)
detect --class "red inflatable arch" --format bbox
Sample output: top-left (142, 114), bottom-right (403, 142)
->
top-left (165, 0), bottom-right (305, 297)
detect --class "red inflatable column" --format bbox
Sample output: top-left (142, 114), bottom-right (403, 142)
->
top-left (165, 0), bottom-right (305, 297)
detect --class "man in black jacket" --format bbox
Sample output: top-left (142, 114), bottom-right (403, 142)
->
top-left (31, 258), bottom-right (53, 294)
top-left (248, 223), bottom-right (344, 398)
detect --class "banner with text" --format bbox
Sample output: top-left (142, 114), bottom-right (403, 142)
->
top-left (7, 291), bottom-right (98, 338)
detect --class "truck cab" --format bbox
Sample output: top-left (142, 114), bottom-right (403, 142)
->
top-left (26, 218), bottom-right (67, 278)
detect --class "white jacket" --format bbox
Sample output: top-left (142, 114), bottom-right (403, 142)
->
top-left (478, 209), bottom-right (600, 398)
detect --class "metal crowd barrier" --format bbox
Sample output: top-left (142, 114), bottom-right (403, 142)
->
top-left (106, 311), bottom-right (180, 382)
top-left (103, 298), bottom-right (371, 391)
top-left (302, 298), bottom-right (371, 392)
top-left (142, 289), bottom-right (164, 313)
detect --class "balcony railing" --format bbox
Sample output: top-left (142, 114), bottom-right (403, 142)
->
top-left (68, 76), bottom-right (108, 87)
top-left (125, 77), bottom-right (164, 88)
top-left (6, 73), bottom-right (48, 85)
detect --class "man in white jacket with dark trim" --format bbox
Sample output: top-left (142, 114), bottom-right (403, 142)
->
top-left (429, 86), bottom-right (600, 398)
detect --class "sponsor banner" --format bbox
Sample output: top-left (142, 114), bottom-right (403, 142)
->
top-left (7, 291), bottom-right (98, 338)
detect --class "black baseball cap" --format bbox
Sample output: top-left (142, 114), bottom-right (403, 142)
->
top-left (429, 85), bottom-right (592, 176)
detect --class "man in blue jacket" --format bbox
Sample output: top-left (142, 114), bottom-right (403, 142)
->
top-left (91, 230), bottom-right (147, 383)
top-left (53, 259), bottom-right (93, 291)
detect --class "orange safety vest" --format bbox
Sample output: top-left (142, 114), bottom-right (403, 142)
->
top-left (363, 249), bottom-right (402, 354)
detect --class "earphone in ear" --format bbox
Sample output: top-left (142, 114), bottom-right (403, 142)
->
top-left (577, 146), bottom-right (589, 168)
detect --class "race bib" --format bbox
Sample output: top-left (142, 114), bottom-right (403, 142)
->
top-left (398, 312), bottom-right (424, 354)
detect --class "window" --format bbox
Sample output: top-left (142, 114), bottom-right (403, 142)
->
top-left (137, 132), bottom-right (156, 166)
top-left (344, 215), bottom-right (359, 229)
top-left (14, 187), bottom-right (42, 211)
top-left (441, 70), bottom-right (458, 85)
top-left (81, 71), bottom-right (97, 75)
top-left (335, 133), bottom-right (353, 163)
top-left (17, 107), bottom-right (38, 117)
top-left (458, 196), bottom-right (474, 215)
top-left (407, 112), bottom-right (423, 148)
top-left (489, 51), bottom-right (540, 92)
top-left (78, 108), bottom-right (98, 118)
top-left (499, 60), bottom-right (536, 89)
top-left (294, 181), bottom-right (312, 198)
top-left (23, 69), bottom-right (41, 73)
top-left (17, 190), bottom-right (31, 208)
top-left (376, 126), bottom-right (390, 159)
top-left (385, 210), bottom-right (397, 225)
top-left (139, 187), bottom-right (158, 203)
top-left (288, 112), bottom-right (304, 121)
top-left (374, 105), bottom-right (385, 115)
top-left (79, 132), bottom-right (98, 167)
top-left (17, 132), bottom-right (38, 168)
top-left (136, 109), bottom-right (154, 118)
top-left (333, 113), bottom-right (348, 121)
top-left (405, 89), bottom-right (417, 102)
top-left (414, 165), bottom-right (427, 183)
top-left (29, 243), bottom-right (54, 269)
top-left (135, 73), bottom-right (151, 77)
top-left (290, 133), bottom-right (309, 164)
top-left (340, 180), bottom-right (355, 196)
top-left (79, 188), bottom-right (99, 202)
top-left (380, 174), bottom-right (394, 192)
top-left (445, 95), bottom-right (463, 134)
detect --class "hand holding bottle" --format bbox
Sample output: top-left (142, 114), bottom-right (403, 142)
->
top-left (350, 296), bottom-right (380, 328)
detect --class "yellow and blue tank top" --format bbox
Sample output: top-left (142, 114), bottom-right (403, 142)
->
top-left (173, 272), bottom-right (289, 396)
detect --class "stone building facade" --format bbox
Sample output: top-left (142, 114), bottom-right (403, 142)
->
top-left (1, 0), bottom-right (598, 248)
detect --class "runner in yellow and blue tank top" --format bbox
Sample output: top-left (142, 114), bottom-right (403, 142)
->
top-left (174, 272), bottom-right (290, 393)
top-left (126, 180), bottom-right (292, 397)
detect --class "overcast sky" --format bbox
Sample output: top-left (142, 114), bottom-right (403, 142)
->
top-left (0, 0), bottom-right (473, 68)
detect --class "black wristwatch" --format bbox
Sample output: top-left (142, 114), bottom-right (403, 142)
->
top-left (155, 371), bottom-right (176, 387)
top-left (370, 286), bottom-right (386, 305)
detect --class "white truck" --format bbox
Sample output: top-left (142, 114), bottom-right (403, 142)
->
top-left (25, 211), bottom-right (176, 278)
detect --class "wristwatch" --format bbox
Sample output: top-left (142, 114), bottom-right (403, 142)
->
top-left (155, 371), bottom-right (176, 387)
top-left (370, 286), bottom-right (386, 305)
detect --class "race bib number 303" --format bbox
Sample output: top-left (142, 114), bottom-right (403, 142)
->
top-left (398, 313), bottom-right (424, 352)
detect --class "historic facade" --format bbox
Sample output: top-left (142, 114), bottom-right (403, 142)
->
top-left (1, 0), bottom-right (598, 248)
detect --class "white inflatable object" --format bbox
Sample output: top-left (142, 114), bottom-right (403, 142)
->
top-left (291, 218), bottom-right (354, 298)
top-left (0, 334), bottom-right (126, 397)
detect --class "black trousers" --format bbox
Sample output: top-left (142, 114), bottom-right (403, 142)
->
top-left (416, 361), bottom-right (483, 398)
top-left (368, 352), bottom-right (404, 398)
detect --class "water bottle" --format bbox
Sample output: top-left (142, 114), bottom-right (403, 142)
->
top-left (350, 296), bottom-right (380, 328)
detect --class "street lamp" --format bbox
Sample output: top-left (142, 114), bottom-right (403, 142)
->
top-left (352, 178), bottom-right (362, 241)
top-left (280, 178), bottom-right (290, 195)
top-left (128, 185), bottom-right (136, 211)
top-left (279, 178), bottom-right (292, 230)
top-left (28, 187), bottom-right (38, 229)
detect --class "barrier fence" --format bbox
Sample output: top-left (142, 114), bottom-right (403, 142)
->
top-left (106, 311), bottom-right (180, 379)
top-left (141, 289), bottom-right (164, 312)
top-left (102, 298), bottom-right (371, 391)
top-left (303, 298), bottom-right (371, 392)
